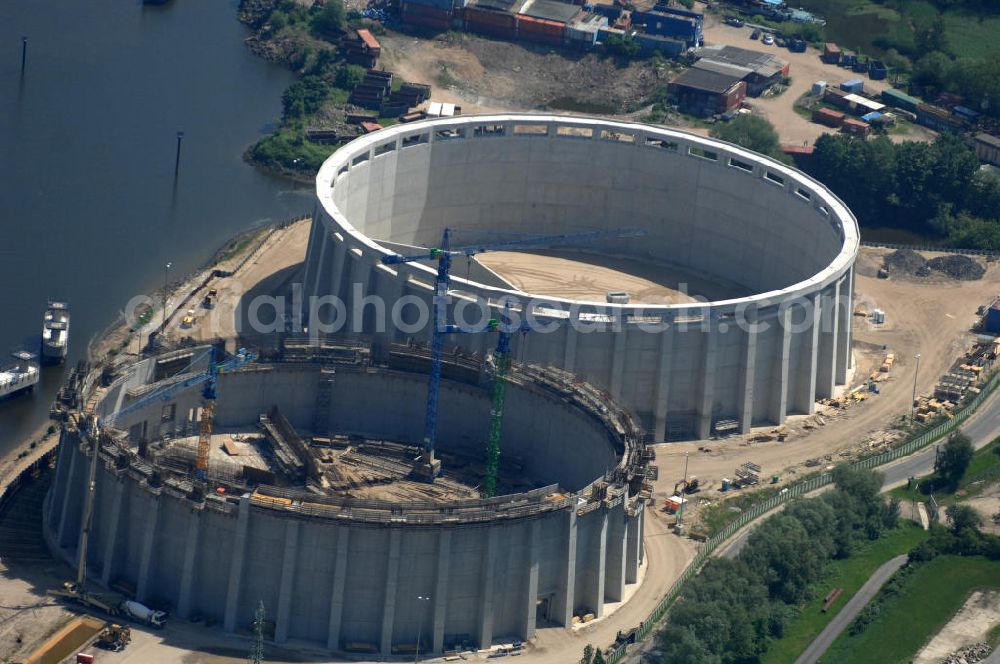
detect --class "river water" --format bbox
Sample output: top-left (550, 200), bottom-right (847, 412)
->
top-left (0, 0), bottom-right (312, 456)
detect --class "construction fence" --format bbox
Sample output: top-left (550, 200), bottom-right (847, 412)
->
top-left (606, 367), bottom-right (1000, 664)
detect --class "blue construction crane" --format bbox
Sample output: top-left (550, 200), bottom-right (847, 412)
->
top-left (97, 346), bottom-right (254, 481)
top-left (381, 226), bottom-right (643, 481)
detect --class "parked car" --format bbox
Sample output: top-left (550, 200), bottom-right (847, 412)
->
top-left (762, 32), bottom-right (775, 45)
top-left (750, 29), bottom-right (761, 39)
top-left (725, 16), bottom-right (745, 27)
top-left (775, 35), bottom-right (787, 47)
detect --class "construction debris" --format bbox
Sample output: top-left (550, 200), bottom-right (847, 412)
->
top-left (883, 248), bottom-right (926, 275)
top-left (927, 254), bottom-right (986, 281)
top-left (939, 642), bottom-right (992, 664)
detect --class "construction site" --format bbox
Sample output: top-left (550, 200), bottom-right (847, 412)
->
top-left (6, 114), bottom-right (1000, 663)
top-left (40, 333), bottom-right (651, 658)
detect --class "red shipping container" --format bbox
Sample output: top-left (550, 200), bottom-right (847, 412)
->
top-left (813, 107), bottom-right (845, 127)
top-left (517, 15), bottom-right (565, 45)
top-left (77, 655), bottom-right (96, 664)
top-left (465, 8), bottom-right (517, 38)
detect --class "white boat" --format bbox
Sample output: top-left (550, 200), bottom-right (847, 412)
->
top-left (41, 301), bottom-right (70, 365)
top-left (0, 351), bottom-right (39, 400)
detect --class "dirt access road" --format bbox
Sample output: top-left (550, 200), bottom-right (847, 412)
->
top-left (701, 15), bottom-right (936, 145)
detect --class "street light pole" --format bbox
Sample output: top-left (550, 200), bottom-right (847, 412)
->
top-left (677, 451), bottom-right (690, 526)
top-left (911, 353), bottom-right (921, 423)
top-left (415, 595), bottom-right (431, 662)
top-left (162, 262), bottom-right (172, 330)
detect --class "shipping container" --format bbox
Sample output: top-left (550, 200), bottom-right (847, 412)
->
top-left (869, 60), bottom-right (887, 80)
top-left (813, 107), bottom-right (845, 127)
top-left (465, 6), bottom-right (517, 38)
top-left (634, 32), bottom-right (685, 56)
top-left (402, 3), bottom-right (453, 29)
top-left (404, 0), bottom-right (455, 11)
top-left (880, 88), bottom-right (920, 113)
top-left (824, 86), bottom-right (850, 108)
top-left (985, 302), bottom-right (1000, 334)
top-left (916, 103), bottom-right (964, 132)
top-left (597, 26), bottom-right (626, 42)
top-left (811, 80), bottom-right (826, 96)
top-left (823, 42), bottom-right (841, 64)
top-left (842, 118), bottom-right (871, 137)
top-left (840, 79), bottom-right (864, 93)
top-left (517, 15), bottom-right (565, 45)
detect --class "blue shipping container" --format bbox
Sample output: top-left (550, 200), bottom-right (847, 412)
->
top-left (637, 11), bottom-right (698, 42)
top-left (986, 304), bottom-right (1000, 334)
top-left (840, 79), bottom-right (864, 93)
top-left (635, 32), bottom-right (685, 56)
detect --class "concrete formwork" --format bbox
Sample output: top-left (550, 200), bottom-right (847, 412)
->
top-left (45, 354), bottom-right (649, 655)
top-left (303, 115), bottom-right (859, 440)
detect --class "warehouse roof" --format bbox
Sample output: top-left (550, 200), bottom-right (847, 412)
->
top-left (519, 0), bottom-right (580, 22)
top-left (976, 133), bottom-right (1000, 149)
top-left (694, 45), bottom-right (787, 78)
top-left (692, 59), bottom-right (753, 79)
top-left (670, 67), bottom-right (744, 94)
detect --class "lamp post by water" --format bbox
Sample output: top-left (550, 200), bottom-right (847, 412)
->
top-left (21, 37), bottom-right (27, 77)
top-left (174, 131), bottom-right (184, 178)
top-left (677, 451), bottom-right (690, 526)
top-left (162, 262), bottom-right (172, 329)
top-left (414, 595), bottom-right (431, 661)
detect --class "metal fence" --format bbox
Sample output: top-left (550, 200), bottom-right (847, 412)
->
top-left (605, 368), bottom-right (1000, 664)
top-left (859, 240), bottom-right (1000, 258)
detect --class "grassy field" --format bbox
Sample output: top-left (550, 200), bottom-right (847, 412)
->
top-left (820, 555), bottom-right (1000, 664)
top-left (890, 437), bottom-right (1000, 506)
top-left (761, 524), bottom-right (929, 664)
top-left (791, 0), bottom-right (998, 60)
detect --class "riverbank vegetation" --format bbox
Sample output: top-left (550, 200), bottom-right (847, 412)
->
top-left (652, 466), bottom-right (901, 664)
top-left (238, 0), bottom-right (406, 179)
top-left (805, 132), bottom-right (1000, 249)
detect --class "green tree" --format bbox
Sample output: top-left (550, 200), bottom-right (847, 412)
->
top-left (935, 433), bottom-right (974, 487)
top-left (312, 0), bottom-right (346, 39)
top-left (710, 114), bottom-right (787, 162)
top-left (656, 624), bottom-right (723, 664)
top-left (334, 64), bottom-right (366, 91)
top-left (580, 644), bottom-right (595, 664)
top-left (281, 75), bottom-right (330, 120)
top-left (916, 15), bottom-right (949, 55)
top-left (946, 504), bottom-right (983, 534)
top-left (592, 649), bottom-right (606, 664)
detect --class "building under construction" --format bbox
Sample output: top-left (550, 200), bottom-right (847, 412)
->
top-left (43, 340), bottom-right (652, 656)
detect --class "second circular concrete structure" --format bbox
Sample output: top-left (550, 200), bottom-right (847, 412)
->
top-left (303, 114), bottom-right (859, 440)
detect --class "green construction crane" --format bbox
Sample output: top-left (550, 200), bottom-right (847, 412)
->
top-left (483, 306), bottom-right (528, 498)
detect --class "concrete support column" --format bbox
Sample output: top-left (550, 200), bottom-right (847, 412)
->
top-left (638, 510), bottom-right (645, 565)
top-left (770, 308), bottom-right (792, 424)
top-left (136, 495), bottom-right (161, 603)
top-left (563, 324), bottom-right (578, 373)
top-left (303, 215), bottom-right (324, 299)
top-left (836, 270), bottom-right (853, 382)
top-left (100, 479), bottom-right (125, 586)
top-left (604, 506), bottom-right (627, 603)
top-left (794, 293), bottom-right (822, 414)
top-left (816, 283), bottom-right (840, 399)
top-left (478, 527), bottom-right (499, 650)
top-left (223, 495), bottom-right (251, 634)
top-left (523, 520), bottom-right (541, 641)
top-left (388, 270), bottom-right (408, 344)
top-left (697, 326), bottom-right (718, 440)
top-left (327, 527), bottom-right (351, 651)
top-left (308, 224), bottom-right (329, 303)
top-left (625, 509), bottom-right (641, 584)
top-left (737, 309), bottom-right (759, 434)
top-left (329, 239), bottom-right (348, 306)
top-left (610, 325), bottom-right (627, 401)
top-left (348, 254), bottom-right (373, 337)
top-left (652, 325), bottom-right (674, 442)
top-left (589, 511), bottom-right (608, 618)
top-left (380, 529), bottom-right (402, 655)
top-left (47, 436), bottom-right (72, 527)
top-left (432, 530), bottom-right (452, 655)
top-left (275, 520), bottom-right (300, 644)
top-left (56, 441), bottom-right (79, 547)
top-left (176, 509), bottom-right (201, 619)
top-left (554, 510), bottom-right (577, 626)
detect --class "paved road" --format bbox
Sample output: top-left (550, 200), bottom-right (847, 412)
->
top-left (793, 555), bottom-right (909, 664)
top-left (719, 393), bottom-right (1000, 561)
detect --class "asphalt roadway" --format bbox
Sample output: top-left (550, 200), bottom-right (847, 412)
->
top-left (720, 391), bottom-right (1000, 561)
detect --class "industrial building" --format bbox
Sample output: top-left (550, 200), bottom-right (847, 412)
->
top-left (303, 115), bottom-right (859, 441)
top-left (974, 133), bottom-right (1000, 167)
top-left (668, 67), bottom-right (747, 116)
top-left (45, 342), bottom-right (651, 656)
top-left (693, 44), bottom-right (789, 96)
